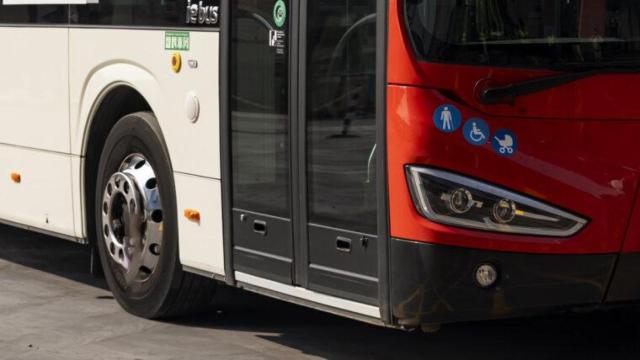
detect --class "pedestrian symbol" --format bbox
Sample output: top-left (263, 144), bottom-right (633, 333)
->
top-left (433, 104), bottom-right (461, 133)
top-left (492, 129), bottom-right (517, 156)
top-left (463, 118), bottom-right (489, 146)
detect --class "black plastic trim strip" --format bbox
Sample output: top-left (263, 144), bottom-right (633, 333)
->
top-left (376, 0), bottom-right (391, 324)
top-left (291, 0), bottom-right (307, 287)
top-left (309, 263), bottom-right (379, 283)
top-left (308, 222), bottom-right (376, 238)
top-left (0, 24), bottom-right (219, 31)
top-left (235, 246), bottom-right (293, 264)
top-left (219, 0), bottom-right (234, 286)
top-left (0, 3), bottom-right (221, 29)
top-left (605, 252), bottom-right (640, 303)
top-left (69, 25), bottom-right (220, 32)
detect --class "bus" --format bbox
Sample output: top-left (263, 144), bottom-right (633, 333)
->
top-left (1, 0), bottom-right (639, 330)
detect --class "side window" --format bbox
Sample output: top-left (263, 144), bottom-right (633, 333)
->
top-left (0, 3), bottom-right (67, 24)
top-left (306, 0), bottom-right (378, 234)
top-left (71, 0), bottom-right (220, 27)
top-left (230, 0), bottom-right (291, 218)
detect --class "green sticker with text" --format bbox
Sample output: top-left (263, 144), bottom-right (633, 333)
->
top-left (273, 0), bottom-right (287, 28)
top-left (165, 31), bottom-right (190, 51)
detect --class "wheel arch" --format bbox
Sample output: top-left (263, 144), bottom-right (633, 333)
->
top-left (75, 62), bottom-right (173, 239)
top-left (82, 85), bottom-right (151, 246)
top-left (74, 60), bottom-right (224, 281)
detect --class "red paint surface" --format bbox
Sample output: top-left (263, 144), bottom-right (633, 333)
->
top-left (387, 0), bottom-right (640, 254)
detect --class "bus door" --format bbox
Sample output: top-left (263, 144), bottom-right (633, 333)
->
top-left (230, 0), bottom-right (379, 305)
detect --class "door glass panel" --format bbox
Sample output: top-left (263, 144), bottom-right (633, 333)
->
top-left (306, 0), bottom-right (377, 234)
top-left (231, 0), bottom-right (290, 218)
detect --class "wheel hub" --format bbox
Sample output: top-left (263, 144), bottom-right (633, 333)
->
top-left (102, 154), bottom-right (163, 284)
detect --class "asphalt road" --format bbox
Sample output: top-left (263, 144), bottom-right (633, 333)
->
top-left (0, 224), bottom-right (639, 360)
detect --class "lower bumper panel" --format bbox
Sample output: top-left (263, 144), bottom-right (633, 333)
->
top-left (390, 239), bottom-right (617, 325)
top-left (606, 253), bottom-right (640, 303)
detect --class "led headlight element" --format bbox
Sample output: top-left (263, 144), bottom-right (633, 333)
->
top-left (406, 166), bottom-right (588, 237)
top-left (444, 188), bottom-right (476, 214)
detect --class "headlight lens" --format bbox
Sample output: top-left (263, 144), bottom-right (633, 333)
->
top-left (406, 166), bottom-right (588, 237)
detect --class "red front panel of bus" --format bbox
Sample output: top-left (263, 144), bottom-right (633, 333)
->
top-left (386, 0), bottom-right (640, 255)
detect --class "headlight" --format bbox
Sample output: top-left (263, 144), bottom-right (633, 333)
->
top-left (406, 166), bottom-right (588, 237)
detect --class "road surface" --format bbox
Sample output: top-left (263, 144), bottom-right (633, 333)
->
top-left (0, 224), bottom-right (638, 359)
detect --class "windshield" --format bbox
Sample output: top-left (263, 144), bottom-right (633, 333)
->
top-left (404, 0), bottom-right (640, 69)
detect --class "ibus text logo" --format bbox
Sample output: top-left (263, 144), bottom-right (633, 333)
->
top-left (186, 0), bottom-right (219, 26)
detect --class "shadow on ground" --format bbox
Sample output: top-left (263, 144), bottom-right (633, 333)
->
top-left (0, 224), bottom-right (639, 360)
top-left (178, 289), bottom-right (640, 360)
top-left (0, 224), bottom-right (106, 290)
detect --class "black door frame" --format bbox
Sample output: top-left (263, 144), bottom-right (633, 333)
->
top-left (375, 0), bottom-right (390, 324)
top-left (219, 0), bottom-right (391, 323)
top-left (219, 0), bottom-right (234, 286)
top-left (289, 0), bottom-right (306, 286)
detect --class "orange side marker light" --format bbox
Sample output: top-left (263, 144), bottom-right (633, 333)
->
top-left (184, 208), bottom-right (200, 223)
top-left (10, 172), bottom-right (21, 183)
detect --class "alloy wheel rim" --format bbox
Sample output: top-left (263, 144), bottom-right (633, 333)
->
top-left (102, 154), bottom-right (164, 285)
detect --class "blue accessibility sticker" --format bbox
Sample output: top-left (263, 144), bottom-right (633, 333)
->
top-left (433, 104), bottom-right (461, 133)
top-left (492, 129), bottom-right (517, 156)
top-left (463, 118), bottom-right (490, 146)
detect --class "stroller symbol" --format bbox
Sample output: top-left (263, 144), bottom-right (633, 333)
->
top-left (494, 135), bottom-right (514, 154)
top-left (492, 130), bottom-right (517, 156)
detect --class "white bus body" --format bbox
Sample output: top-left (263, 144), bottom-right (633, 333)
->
top-left (0, 27), bottom-right (226, 275)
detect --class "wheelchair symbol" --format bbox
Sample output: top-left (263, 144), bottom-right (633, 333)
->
top-left (463, 119), bottom-right (489, 146)
top-left (470, 123), bottom-right (486, 142)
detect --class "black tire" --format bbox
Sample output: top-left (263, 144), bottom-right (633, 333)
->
top-left (95, 111), bottom-right (216, 319)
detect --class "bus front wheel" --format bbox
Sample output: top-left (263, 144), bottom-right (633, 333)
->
top-left (95, 111), bottom-right (216, 319)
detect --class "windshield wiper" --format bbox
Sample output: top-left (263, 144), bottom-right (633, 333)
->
top-left (479, 66), bottom-right (640, 105)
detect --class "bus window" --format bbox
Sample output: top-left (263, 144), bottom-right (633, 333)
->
top-left (231, 0), bottom-right (290, 219)
top-left (404, 0), bottom-right (640, 69)
top-left (306, 0), bottom-right (378, 234)
top-left (72, 0), bottom-right (219, 27)
top-left (0, 4), bottom-right (66, 24)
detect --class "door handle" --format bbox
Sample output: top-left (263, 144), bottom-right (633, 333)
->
top-left (336, 236), bottom-right (352, 253)
top-left (253, 220), bottom-right (267, 236)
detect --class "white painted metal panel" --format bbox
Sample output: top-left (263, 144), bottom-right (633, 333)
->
top-left (0, 144), bottom-right (75, 237)
top-left (0, 28), bottom-right (70, 153)
top-left (175, 172), bottom-right (225, 277)
top-left (69, 29), bottom-right (224, 272)
top-left (69, 29), bottom-right (221, 179)
top-left (70, 155), bottom-right (84, 238)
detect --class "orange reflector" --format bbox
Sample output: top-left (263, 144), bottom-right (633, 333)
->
top-left (10, 172), bottom-right (21, 183)
top-left (184, 209), bottom-right (200, 222)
